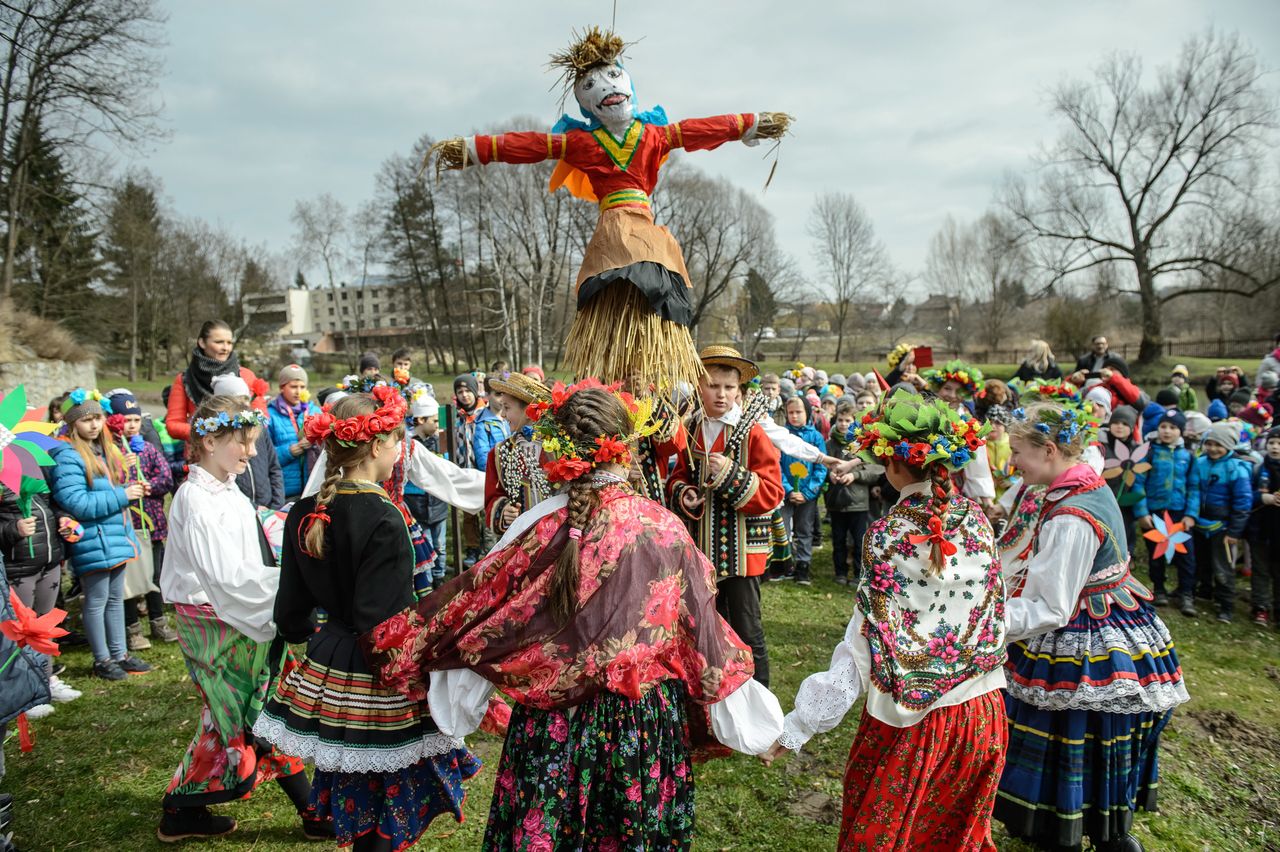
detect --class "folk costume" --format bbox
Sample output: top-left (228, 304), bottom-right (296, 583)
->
top-left (428, 27), bottom-right (792, 390)
top-left (779, 390), bottom-right (1008, 851)
top-left (484, 373), bottom-right (554, 534)
top-left (666, 347), bottom-right (785, 687)
top-left (158, 409), bottom-right (322, 842)
top-left (361, 380), bottom-right (782, 851)
top-left (254, 389), bottom-right (479, 850)
top-left (996, 406), bottom-right (1190, 851)
top-left (923, 361), bottom-right (997, 504)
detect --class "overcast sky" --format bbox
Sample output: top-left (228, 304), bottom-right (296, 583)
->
top-left (132, 1), bottom-right (1279, 292)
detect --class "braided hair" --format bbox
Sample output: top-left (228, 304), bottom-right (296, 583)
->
top-left (547, 387), bottom-right (633, 624)
top-left (925, 463), bottom-right (954, 577)
top-left (302, 394), bottom-right (406, 558)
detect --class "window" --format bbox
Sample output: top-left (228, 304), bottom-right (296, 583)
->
top-left (342, 306), bottom-right (349, 315)
top-left (342, 321), bottom-right (350, 330)
top-left (328, 307), bottom-right (335, 316)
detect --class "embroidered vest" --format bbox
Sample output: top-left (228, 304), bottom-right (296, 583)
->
top-left (684, 394), bottom-right (772, 580)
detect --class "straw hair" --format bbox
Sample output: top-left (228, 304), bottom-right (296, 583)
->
top-left (423, 137), bottom-right (468, 180)
top-left (564, 282), bottom-right (704, 390)
top-left (548, 26), bottom-right (629, 98)
top-left (755, 112), bottom-right (794, 140)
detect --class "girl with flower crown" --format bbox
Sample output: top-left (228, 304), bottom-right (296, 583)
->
top-left (764, 389), bottom-right (1009, 851)
top-left (157, 394), bottom-right (325, 843)
top-left (995, 402), bottom-right (1190, 852)
top-left (254, 388), bottom-right (479, 852)
top-left (360, 380), bottom-right (783, 850)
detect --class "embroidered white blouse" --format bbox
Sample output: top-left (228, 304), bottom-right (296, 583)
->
top-left (161, 464), bottom-right (279, 642)
top-left (304, 443), bottom-right (485, 512)
top-left (779, 481), bottom-right (1007, 751)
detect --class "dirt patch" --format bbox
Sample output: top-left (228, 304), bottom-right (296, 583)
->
top-left (1180, 708), bottom-right (1279, 750)
top-left (786, 789), bottom-right (840, 825)
top-left (1173, 709), bottom-right (1280, 837)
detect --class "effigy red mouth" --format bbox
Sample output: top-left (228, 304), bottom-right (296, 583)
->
top-left (598, 92), bottom-right (628, 108)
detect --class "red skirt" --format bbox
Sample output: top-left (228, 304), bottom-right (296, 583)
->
top-left (840, 690), bottom-right (1007, 852)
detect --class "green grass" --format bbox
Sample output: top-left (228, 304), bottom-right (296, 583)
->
top-left (7, 546), bottom-right (1279, 851)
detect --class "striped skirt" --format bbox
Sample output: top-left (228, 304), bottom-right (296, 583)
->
top-left (164, 603), bottom-right (306, 807)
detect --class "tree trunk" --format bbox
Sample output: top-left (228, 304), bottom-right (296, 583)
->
top-left (1134, 254), bottom-right (1163, 364)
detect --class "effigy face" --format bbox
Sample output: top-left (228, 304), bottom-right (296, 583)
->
top-left (574, 64), bottom-right (636, 128)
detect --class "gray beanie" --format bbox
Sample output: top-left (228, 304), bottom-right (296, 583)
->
top-left (1203, 421), bottom-right (1240, 449)
top-left (1109, 406), bottom-right (1138, 428)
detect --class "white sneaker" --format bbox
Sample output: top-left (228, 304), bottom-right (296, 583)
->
top-left (48, 676), bottom-right (82, 703)
top-left (25, 703), bottom-right (54, 720)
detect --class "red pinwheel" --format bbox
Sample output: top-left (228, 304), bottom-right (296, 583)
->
top-left (0, 588), bottom-right (69, 660)
top-left (1142, 511), bottom-right (1191, 561)
top-left (907, 516), bottom-right (958, 558)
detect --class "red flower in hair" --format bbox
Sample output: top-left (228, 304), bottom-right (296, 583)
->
top-left (104, 413), bottom-right (126, 435)
top-left (548, 382), bottom-right (572, 411)
top-left (593, 435), bottom-right (629, 464)
top-left (906, 442), bottom-right (929, 466)
top-left (333, 418), bottom-right (362, 443)
top-left (250, 378), bottom-right (270, 400)
top-left (526, 401), bottom-right (550, 422)
top-left (304, 410), bottom-right (335, 444)
top-left (545, 456), bottom-right (592, 483)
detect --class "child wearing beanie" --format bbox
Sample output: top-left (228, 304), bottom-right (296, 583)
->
top-left (1134, 409), bottom-right (1198, 610)
top-left (1100, 405), bottom-right (1146, 553)
top-left (1191, 422), bottom-right (1253, 622)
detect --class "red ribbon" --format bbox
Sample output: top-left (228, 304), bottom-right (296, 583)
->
top-left (907, 516), bottom-right (958, 558)
top-left (17, 712), bottom-right (33, 752)
top-left (297, 505), bottom-right (332, 556)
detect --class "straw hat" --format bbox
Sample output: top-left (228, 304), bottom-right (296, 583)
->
top-left (699, 345), bottom-right (759, 382)
top-left (489, 372), bottom-right (551, 405)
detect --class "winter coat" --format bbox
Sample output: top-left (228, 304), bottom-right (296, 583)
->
top-left (1249, 455), bottom-right (1280, 543)
top-left (1013, 359), bottom-right (1063, 383)
top-left (1171, 384), bottom-right (1200, 413)
top-left (0, 479), bottom-right (66, 578)
top-left (455, 403), bottom-right (508, 472)
top-left (235, 427), bottom-right (285, 510)
top-left (164, 365), bottom-right (260, 442)
top-left (403, 434), bottom-right (448, 525)
top-left (0, 567), bottom-right (50, 726)
top-left (1141, 402), bottom-right (1172, 439)
top-left (825, 436), bottom-right (882, 513)
top-left (125, 440), bottom-right (174, 542)
top-left (1257, 349), bottom-right (1280, 389)
top-left (1192, 453), bottom-right (1253, 539)
top-left (48, 442), bottom-right (141, 577)
top-left (779, 423), bottom-right (828, 502)
top-left (1075, 350), bottom-right (1131, 377)
top-left (267, 395), bottom-right (321, 498)
top-left (1134, 439), bottom-right (1200, 519)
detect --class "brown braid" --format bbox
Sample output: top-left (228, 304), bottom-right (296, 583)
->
top-left (301, 395), bottom-right (405, 558)
top-left (925, 464), bottom-right (954, 577)
top-left (546, 387), bottom-right (633, 624)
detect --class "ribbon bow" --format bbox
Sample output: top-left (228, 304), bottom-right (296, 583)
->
top-left (907, 516), bottom-right (958, 558)
top-left (297, 504), bottom-right (333, 556)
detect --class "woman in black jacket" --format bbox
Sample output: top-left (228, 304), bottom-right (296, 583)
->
top-left (1013, 339), bottom-right (1064, 383)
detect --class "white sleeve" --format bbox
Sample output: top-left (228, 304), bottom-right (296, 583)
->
top-left (406, 445), bottom-right (485, 514)
top-left (963, 445), bottom-right (996, 498)
top-left (709, 679), bottom-right (784, 755)
top-left (758, 416), bottom-right (823, 462)
top-left (1004, 515), bottom-right (1097, 642)
top-left (1083, 444), bottom-right (1105, 475)
top-left (740, 113), bottom-right (761, 147)
top-left (778, 607), bottom-right (865, 751)
top-left (998, 480), bottom-right (1023, 514)
top-left (184, 513), bottom-right (278, 642)
top-left (427, 668), bottom-right (495, 738)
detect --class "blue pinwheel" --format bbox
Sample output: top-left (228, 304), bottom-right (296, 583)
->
top-left (1143, 511), bottom-right (1192, 561)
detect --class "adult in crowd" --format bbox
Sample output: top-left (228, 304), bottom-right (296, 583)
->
top-left (1074, 335), bottom-right (1130, 377)
top-left (266, 364), bottom-right (320, 502)
top-left (1013, 339), bottom-right (1064, 383)
top-left (1256, 332), bottom-right (1280, 389)
top-left (164, 320), bottom-right (259, 443)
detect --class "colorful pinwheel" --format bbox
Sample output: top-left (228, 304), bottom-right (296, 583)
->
top-left (0, 385), bottom-right (60, 494)
top-left (1142, 511), bottom-right (1192, 561)
top-left (1103, 440), bottom-right (1152, 507)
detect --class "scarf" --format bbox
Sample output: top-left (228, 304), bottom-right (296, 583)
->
top-left (183, 345), bottom-right (242, 407)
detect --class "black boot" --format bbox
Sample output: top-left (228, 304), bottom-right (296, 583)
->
top-left (795, 562), bottom-right (812, 586)
top-left (1095, 834), bottom-right (1144, 852)
top-left (157, 807), bottom-right (237, 842)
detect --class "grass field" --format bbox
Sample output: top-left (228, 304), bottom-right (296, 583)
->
top-left (6, 546), bottom-right (1279, 851)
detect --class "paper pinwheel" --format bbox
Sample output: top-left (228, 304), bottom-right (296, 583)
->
top-left (0, 384), bottom-right (60, 494)
top-left (1142, 511), bottom-right (1191, 561)
top-left (1103, 440), bottom-right (1152, 507)
top-left (0, 588), bottom-right (69, 678)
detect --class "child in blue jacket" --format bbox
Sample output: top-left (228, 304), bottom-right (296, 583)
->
top-left (779, 395), bottom-right (828, 586)
top-left (1134, 409), bottom-right (1200, 609)
top-left (1192, 421), bottom-right (1254, 623)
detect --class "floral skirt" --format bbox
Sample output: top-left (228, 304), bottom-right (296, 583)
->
top-left (310, 749), bottom-right (481, 851)
top-left (484, 680), bottom-right (696, 851)
top-left (839, 691), bottom-right (1007, 852)
top-left (164, 604), bottom-right (306, 807)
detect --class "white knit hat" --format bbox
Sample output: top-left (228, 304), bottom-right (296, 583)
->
top-left (211, 373), bottom-right (251, 398)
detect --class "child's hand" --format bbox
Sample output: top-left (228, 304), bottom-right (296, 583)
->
top-left (1225, 536), bottom-right (1241, 549)
top-left (1262, 493), bottom-right (1279, 507)
top-left (143, 481), bottom-right (153, 496)
top-left (1138, 515), bottom-right (1154, 532)
top-left (706, 453), bottom-right (730, 481)
top-left (501, 503), bottom-right (521, 526)
top-left (788, 491), bottom-right (805, 504)
top-left (15, 516), bottom-right (36, 538)
top-left (680, 488), bottom-right (705, 513)
top-left (121, 452), bottom-right (138, 468)
top-left (125, 482), bottom-right (145, 500)
top-left (759, 740), bottom-right (789, 766)
top-left (290, 442), bottom-right (307, 457)
top-left (1180, 516), bottom-right (1195, 530)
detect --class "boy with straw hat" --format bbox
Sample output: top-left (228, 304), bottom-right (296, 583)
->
top-left (485, 372), bottom-right (554, 535)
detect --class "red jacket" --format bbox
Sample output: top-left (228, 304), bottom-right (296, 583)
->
top-left (165, 366), bottom-right (260, 441)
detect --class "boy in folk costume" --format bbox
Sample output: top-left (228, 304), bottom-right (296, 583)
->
top-left (765, 390), bottom-right (1007, 851)
top-left (159, 396), bottom-right (326, 843)
top-left (362, 382), bottom-right (782, 850)
top-left (427, 27), bottom-right (791, 391)
top-left (484, 372), bottom-right (554, 535)
top-left (666, 346), bottom-right (785, 686)
top-left (997, 403), bottom-right (1190, 852)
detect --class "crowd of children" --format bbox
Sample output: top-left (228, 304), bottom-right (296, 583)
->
top-left (2, 321), bottom-right (1279, 851)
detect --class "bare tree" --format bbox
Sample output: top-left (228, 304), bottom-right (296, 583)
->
top-left (291, 193), bottom-right (348, 291)
top-left (924, 212), bottom-right (1028, 352)
top-left (1004, 29), bottom-right (1278, 362)
top-left (0, 0), bottom-right (166, 297)
top-left (807, 192), bottom-right (891, 360)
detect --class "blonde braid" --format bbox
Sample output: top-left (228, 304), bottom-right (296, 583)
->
top-left (302, 464), bottom-right (342, 558)
top-left (925, 464), bottom-right (953, 577)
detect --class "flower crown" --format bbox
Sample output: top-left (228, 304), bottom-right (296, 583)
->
top-left (193, 408), bottom-right (269, 437)
top-left (304, 385), bottom-right (407, 448)
top-left (61, 388), bottom-right (106, 414)
top-left (922, 360), bottom-right (983, 396)
top-left (1012, 403), bottom-right (1099, 446)
top-left (886, 343), bottom-right (913, 371)
top-left (526, 378), bottom-right (661, 483)
top-left (783, 361), bottom-right (807, 383)
top-left (848, 390), bottom-right (990, 471)
top-left (1010, 378), bottom-right (1079, 404)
